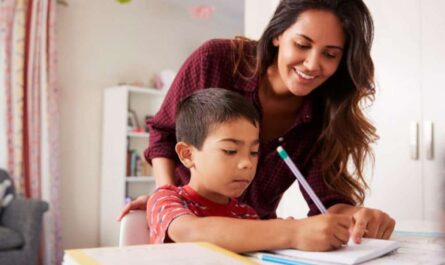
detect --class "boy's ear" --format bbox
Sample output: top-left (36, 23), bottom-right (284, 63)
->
top-left (175, 141), bottom-right (194, 168)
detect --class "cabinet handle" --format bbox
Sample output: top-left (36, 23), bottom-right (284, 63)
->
top-left (424, 121), bottom-right (434, 160)
top-left (410, 121), bottom-right (418, 160)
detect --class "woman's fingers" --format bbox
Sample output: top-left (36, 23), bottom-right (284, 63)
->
top-left (116, 195), bottom-right (150, 221)
top-left (116, 203), bottom-right (132, 221)
top-left (381, 217), bottom-right (396, 239)
top-left (351, 208), bottom-right (396, 242)
top-left (351, 219), bottom-right (368, 243)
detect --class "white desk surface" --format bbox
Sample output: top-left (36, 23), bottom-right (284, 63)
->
top-left (64, 221), bottom-right (444, 265)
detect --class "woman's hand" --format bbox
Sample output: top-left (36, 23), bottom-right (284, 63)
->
top-left (350, 207), bottom-right (396, 243)
top-left (116, 194), bottom-right (150, 221)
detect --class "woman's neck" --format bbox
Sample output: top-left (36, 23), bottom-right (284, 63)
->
top-left (259, 66), bottom-right (303, 114)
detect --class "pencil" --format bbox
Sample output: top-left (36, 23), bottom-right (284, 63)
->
top-left (276, 146), bottom-right (327, 214)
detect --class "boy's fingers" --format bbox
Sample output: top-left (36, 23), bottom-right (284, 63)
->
top-left (335, 226), bottom-right (350, 244)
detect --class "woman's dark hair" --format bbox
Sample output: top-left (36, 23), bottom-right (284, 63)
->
top-left (232, 0), bottom-right (377, 205)
top-left (176, 88), bottom-right (259, 150)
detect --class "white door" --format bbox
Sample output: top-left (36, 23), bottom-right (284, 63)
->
top-left (420, 0), bottom-right (445, 223)
top-left (364, 0), bottom-right (423, 221)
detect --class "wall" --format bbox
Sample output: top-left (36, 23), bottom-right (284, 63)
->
top-left (56, 0), bottom-right (243, 249)
top-left (244, 0), bottom-right (279, 39)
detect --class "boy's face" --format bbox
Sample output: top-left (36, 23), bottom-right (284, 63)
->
top-left (183, 118), bottom-right (260, 204)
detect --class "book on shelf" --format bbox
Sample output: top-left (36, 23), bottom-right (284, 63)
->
top-left (126, 149), bottom-right (151, 177)
top-left (126, 150), bottom-right (139, 177)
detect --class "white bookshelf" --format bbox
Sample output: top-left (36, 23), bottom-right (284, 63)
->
top-left (127, 132), bottom-right (150, 138)
top-left (126, 176), bottom-right (156, 182)
top-left (100, 86), bottom-right (165, 246)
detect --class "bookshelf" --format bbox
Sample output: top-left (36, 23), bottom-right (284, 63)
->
top-left (100, 85), bottom-right (166, 246)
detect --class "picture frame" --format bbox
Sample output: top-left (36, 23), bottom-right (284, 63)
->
top-left (127, 109), bottom-right (140, 131)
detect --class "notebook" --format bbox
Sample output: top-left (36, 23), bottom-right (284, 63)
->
top-left (64, 242), bottom-right (257, 265)
top-left (252, 238), bottom-right (400, 265)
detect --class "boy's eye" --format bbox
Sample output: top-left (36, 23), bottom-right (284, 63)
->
top-left (250, 151), bottom-right (259, 157)
top-left (222, 149), bottom-right (237, 155)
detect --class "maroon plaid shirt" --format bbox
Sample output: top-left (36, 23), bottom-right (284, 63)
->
top-left (145, 39), bottom-right (353, 219)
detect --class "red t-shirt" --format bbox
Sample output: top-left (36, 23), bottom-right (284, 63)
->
top-left (145, 39), bottom-right (354, 219)
top-left (147, 185), bottom-right (259, 244)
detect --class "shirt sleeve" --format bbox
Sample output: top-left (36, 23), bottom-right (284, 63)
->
top-left (239, 204), bottom-right (260, 220)
top-left (146, 186), bottom-right (193, 244)
top-left (144, 39), bottom-right (230, 164)
top-left (301, 157), bottom-right (355, 216)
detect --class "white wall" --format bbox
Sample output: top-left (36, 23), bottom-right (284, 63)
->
top-left (56, 0), bottom-right (243, 249)
top-left (244, 0), bottom-right (279, 39)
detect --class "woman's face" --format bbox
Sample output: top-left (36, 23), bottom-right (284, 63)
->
top-left (271, 9), bottom-right (345, 96)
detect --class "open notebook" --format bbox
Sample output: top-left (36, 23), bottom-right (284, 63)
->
top-left (64, 242), bottom-right (257, 265)
top-left (252, 238), bottom-right (400, 265)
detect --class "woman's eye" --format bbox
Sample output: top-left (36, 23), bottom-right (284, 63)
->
top-left (324, 51), bottom-right (338, 59)
top-left (295, 43), bottom-right (310, 50)
top-left (222, 149), bottom-right (237, 155)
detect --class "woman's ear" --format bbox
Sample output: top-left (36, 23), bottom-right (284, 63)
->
top-left (272, 36), bottom-right (280, 47)
top-left (175, 142), bottom-right (194, 168)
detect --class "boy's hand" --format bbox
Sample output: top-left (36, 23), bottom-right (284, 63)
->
top-left (350, 208), bottom-right (396, 243)
top-left (116, 194), bottom-right (149, 221)
top-left (291, 214), bottom-right (352, 251)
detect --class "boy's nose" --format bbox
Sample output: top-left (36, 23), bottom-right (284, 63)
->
top-left (238, 156), bottom-right (253, 170)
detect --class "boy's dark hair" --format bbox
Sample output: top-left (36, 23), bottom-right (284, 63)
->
top-left (176, 88), bottom-right (259, 150)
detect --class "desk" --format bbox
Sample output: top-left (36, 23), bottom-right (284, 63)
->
top-left (63, 228), bottom-right (444, 265)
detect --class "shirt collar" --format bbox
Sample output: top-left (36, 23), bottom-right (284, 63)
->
top-left (182, 185), bottom-right (237, 210)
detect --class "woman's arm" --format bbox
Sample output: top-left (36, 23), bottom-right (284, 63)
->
top-left (168, 213), bottom-right (352, 253)
top-left (152, 157), bottom-right (176, 187)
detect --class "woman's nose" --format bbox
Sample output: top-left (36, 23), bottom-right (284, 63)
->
top-left (303, 51), bottom-right (321, 72)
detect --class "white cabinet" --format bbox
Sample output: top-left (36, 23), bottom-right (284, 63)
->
top-left (99, 86), bottom-right (165, 246)
top-left (364, 0), bottom-right (445, 224)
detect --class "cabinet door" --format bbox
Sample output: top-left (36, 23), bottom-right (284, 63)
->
top-left (421, 0), bottom-right (445, 222)
top-left (364, 0), bottom-right (423, 221)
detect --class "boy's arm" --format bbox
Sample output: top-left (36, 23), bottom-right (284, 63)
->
top-left (168, 214), bottom-right (352, 253)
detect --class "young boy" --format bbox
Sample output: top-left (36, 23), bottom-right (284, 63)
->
top-left (147, 88), bottom-right (351, 253)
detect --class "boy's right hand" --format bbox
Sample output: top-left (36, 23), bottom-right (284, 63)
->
top-left (116, 194), bottom-right (150, 221)
top-left (291, 214), bottom-right (352, 251)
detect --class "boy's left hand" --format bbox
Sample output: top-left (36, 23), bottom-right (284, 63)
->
top-left (350, 207), bottom-right (395, 243)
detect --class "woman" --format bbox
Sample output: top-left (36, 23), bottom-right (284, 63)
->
top-left (119, 0), bottom-right (395, 244)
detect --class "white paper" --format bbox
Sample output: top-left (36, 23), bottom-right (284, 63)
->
top-left (272, 239), bottom-right (400, 265)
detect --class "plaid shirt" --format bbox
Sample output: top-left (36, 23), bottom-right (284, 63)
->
top-left (145, 39), bottom-right (353, 219)
top-left (147, 185), bottom-right (259, 244)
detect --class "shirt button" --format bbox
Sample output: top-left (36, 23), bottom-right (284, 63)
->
top-left (278, 137), bottom-right (284, 142)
